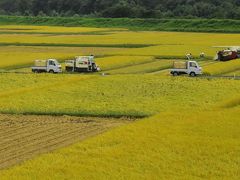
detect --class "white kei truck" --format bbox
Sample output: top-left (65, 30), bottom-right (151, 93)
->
top-left (65, 56), bottom-right (100, 73)
top-left (170, 61), bottom-right (202, 77)
top-left (32, 59), bottom-right (62, 73)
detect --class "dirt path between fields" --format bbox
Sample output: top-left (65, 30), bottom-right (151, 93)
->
top-left (0, 114), bottom-right (132, 169)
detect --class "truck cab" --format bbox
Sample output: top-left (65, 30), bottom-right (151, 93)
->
top-left (32, 59), bottom-right (62, 73)
top-left (46, 59), bottom-right (62, 73)
top-left (170, 61), bottom-right (202, 77)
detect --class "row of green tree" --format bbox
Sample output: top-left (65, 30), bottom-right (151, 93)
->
top-left (0, 0), bottom-right (240, 19)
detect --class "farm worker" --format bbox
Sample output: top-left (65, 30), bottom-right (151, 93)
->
top-left (90, 54), bottom-right (94, 59)
top-left (186, 53), bottom-right (192, 60)
top-left (200, 52), bottom-right (205, 58)
top-left (89, 54), bottom-right (94, 63)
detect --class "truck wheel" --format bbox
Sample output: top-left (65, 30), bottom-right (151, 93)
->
top-left (33, 70), bottom-right (38, 73)
top-left (190, 72), bottom-right (196, 77)
top-left (49, 70), bottom-right (54, 73)
top-left (173, 72), bottom-right (179, 76)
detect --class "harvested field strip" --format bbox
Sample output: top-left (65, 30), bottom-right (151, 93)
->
top-left (0, 43), bottom-right (154, 48)
top-left (0, 114), bottom-right (131, 169)
top-left (0, 126), bottom-right (64, 152)
top-left (0, 121), bottom-right (53, 137)
top-left (0, 126), bottom-right (59, 147)
top-left (105, 60), bottom-right (173, 74)
top-left (1, 126), bottom-right (94, 161)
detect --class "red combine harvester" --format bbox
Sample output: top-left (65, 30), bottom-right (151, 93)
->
top-left (214, 46), bottom-right (240, 61)
top-left (217, 50), bottom-right (238, 61)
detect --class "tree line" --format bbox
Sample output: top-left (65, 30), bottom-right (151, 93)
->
top-left (0, 0), bottom-right (240, 19)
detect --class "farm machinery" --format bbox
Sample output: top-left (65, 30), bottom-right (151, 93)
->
top-left (214, 46), bottom-right (240, 61)
top-left (65, 56), bottom-right (100, 73)
top-left (31, 55), bottom-right (100, 74)
top-left (170, 60), bottom-right (202, 77)
top-left (169, 54), bottom-right (203, 77)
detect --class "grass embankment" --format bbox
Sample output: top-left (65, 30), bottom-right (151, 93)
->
top-left (0, 109), bottom-right (239, 179)
top-left (1, 16), bottom-right (240, 33)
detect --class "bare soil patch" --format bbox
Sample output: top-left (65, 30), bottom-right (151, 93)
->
top-left (0, 114), bottom-right (130, 169)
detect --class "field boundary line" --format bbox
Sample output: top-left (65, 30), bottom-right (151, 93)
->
top-left (0, 111), bottom-right (146, 119)
top-left (0, 42), bottom-right (155, 48)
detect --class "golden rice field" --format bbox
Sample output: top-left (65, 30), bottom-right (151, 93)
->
top-left (97, 55), bottom-right (155, 70)
top-left (0, 46), bottom-right (123, 69)
top-left (0, 25), bottom-right (239, 179)
top-left (1, 27), bottom-right (240, 46)
top-left (0, 25), bottom-right (239, 74)
top-left (106, 59), bottom-right (173, 74)
top-left (204, 60), bottom-right (240, 75)
top-left (0, 25), bottom-right (239, 73)
top-left (225, 70), bottom-right (240, 76)
top-left (1, 109), bottom-right (239, 179)
top-left (0, 74), bottom-right (239, 117)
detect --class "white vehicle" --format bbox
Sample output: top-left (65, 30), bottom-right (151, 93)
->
top-left (32, 59), bottom-right (62, 73)
top-left (170, 61), bottom-right (202, 77)
top-left (65, 56), bottom-right (100, 73)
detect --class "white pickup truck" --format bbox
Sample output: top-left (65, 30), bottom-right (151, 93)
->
top-left (170, 61), bottom-right (202, 77)
top-left (32, 59), bottom-right (62, 73)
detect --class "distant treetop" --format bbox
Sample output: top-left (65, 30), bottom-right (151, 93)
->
top-left (0, 0), bottom-right (240, 19)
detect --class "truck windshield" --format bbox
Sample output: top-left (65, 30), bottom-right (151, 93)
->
top-left (49, 61), bottom-right (59, 66)
top-left (190, 62), bottom-right (197, 68)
